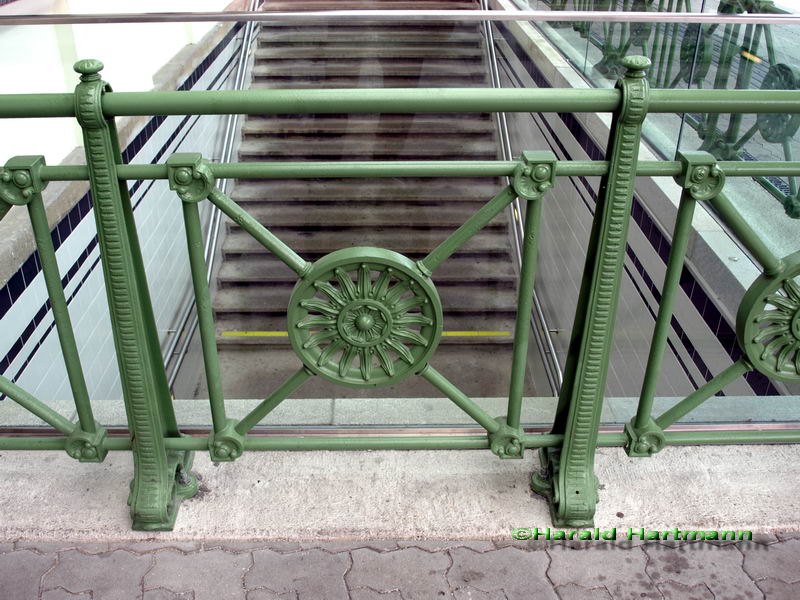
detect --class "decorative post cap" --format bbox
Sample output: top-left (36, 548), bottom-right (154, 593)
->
top-left (73, 59), bottom-right (104, 81)
top-left (622, 56), bottom-right (652, 78)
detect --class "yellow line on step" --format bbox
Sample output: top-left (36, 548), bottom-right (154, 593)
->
top-left (221, 331), bottom-right (511, 337)
top-left (221, 331), bottom-right (289, 337)
top-left (442, 331), bottom-right (510, 337)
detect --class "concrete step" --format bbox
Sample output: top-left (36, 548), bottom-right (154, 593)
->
top-left (230, 179), bottom-right (504, 203)
top-left (254, 47), bottom-right (485, 60)
top-left (217, 254), bottom-right (516, 284)
top-left (241, 115), bottom-right (494, 136)
top-left (238, 137), bottom-right (498, 159)
top-left (259, 23), bottom-right (483, 35)
top-left (252, 63), bottom-right (487, 78)
top-left (262, 1), bottom-right (478, 11)
top-left (213, 282), bottom-right (518, 315)
top-left (249, 76), bottom-right (488, 89)
top-left (220, 228), bottom-right (511, 257)
top-left (227, 202), bottom-right (509, 228)
top-left (258, 31), bottom-right (482, 44)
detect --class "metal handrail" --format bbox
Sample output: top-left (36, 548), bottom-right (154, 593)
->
top-left (2, 10), bottom-right (800, 26)
top-left (481, 0), bottom-right (563, 394)
top-left (165, 0), bottom-right (260, 390)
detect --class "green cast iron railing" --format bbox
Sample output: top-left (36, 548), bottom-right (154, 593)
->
top-left (529, 0), bottom-right (800, 215)
top-left (2, 55), bottom-right (800, 529)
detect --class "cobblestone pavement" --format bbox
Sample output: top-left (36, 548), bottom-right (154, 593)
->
top-left (2, 534), bottom-right (800, 600)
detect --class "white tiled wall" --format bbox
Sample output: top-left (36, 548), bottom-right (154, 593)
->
top-left (0, 26), bottom-right (241, 423)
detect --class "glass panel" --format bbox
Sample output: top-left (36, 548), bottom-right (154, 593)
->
top-left (2, 6), bottom-right (800, 432)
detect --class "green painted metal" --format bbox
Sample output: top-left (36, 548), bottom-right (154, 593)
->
top-left (29, 159), bottom-right (800, 182)
top-left (626, 152), bottom-right (725, 457)
top-left (506, 152), bottom-right (557, 432)
top-left (72, 59), bottom-right (197, 530)
top-left (0, 376), bottom-right (75, 434)
top-left (289, 247), bottom-right (443, 388)
top-left (548, 0), bottom-right (800, 215)
top-left (207, 187), bottom-right (309, 276)
top-left (736, 250), bottom-right (800, 382)
top-left (168, 154), bottom-right (228, 436)
top-left (534, 56), bottom-right (651, 527)
top-left (3, 54), bottom-right (800, 530)
top-left (0, 155), bottom-right (107, 460)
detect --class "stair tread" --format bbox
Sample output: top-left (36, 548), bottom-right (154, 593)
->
top-left (254, 47), bottom-right (485, 59)
top-left (238, 137), bottom-right (497, 157)
top-left (259, 31), bottom-right (481, 44)
top-left (218, 254), bottom-right (516, 283)
top-left (253, 64), bottom-right (486, 77)
top-left (230, 179), bottom-right (504, 203)
top-left (242, 116), bottom-right (494, 135)
top-left (221, 228), bottom-right (510, 255)
top-left (225, 203), bottom-right (508, 228)
top-left (263, 2), bottom-right (478, 11)
top-left (214, 283), bottom-right (518, 313)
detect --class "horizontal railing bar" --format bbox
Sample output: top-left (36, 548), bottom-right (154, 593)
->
top-left (101, 88), bottom-right (621, 116)
top-left (660, 429), bottom-right (800, 444)
top-left (0, 93), bottom-right (74, 118)
top-left (5, 428), bottom-right (799, 451)
top-left (2, 10), bottom-right (800, 26)
top-left (649, 89), bottom-right (800, 114)
top-left (36, 160), bottom-right (800, 182)
top-left (5, 421), bottom-right (799, 437)
top-left (4, 89), bottom-right (800, 120)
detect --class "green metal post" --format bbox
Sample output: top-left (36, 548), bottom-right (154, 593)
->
top-left (28, 196), bottom-right (97, 430)
top-left (533, 57), bottom-right (651, 527)
top-left (0, 155), bottom-right (108, 461)
top-left (506, 152), bottom-right (557, 430)
top-left (167, 154), bottom-right (227, 435)
top-left (72, 59), bottom-right (196, 530)
top-left (626, 152), bottom-right (726, 457)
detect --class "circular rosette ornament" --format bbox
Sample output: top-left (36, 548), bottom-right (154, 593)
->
top-left (288, 248), bottom-right (443, 388)
top-left (757, 63), bottom-right (800, 144)
top-left (737, 252), bottom-right (800, 382)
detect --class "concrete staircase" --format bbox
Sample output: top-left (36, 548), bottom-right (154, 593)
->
top-left (209, 0), bottom-right (538, 400)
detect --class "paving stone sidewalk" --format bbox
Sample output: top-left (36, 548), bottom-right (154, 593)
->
top-left (2, 534), bottom-right (799, 600)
